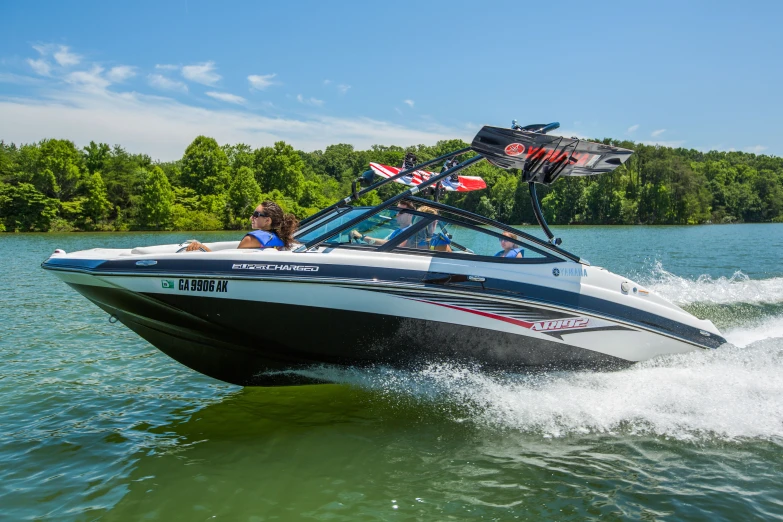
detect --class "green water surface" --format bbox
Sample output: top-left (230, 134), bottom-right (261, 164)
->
top-left (1, 225), bottom-right (782, 520)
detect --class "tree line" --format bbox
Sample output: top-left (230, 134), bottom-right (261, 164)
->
top-left (1, 134), bottom-right (781, 233)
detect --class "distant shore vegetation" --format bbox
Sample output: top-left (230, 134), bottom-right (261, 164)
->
top-left (1, 135), bottom-right (781, 233)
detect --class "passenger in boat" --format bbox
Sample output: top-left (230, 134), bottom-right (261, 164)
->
top-left (185, 201), bottom-right (299, 252)
top-left (495, 231), bottom-right (524, 258)
top-left (350, 200), bottom-right (415, 246)
top-left (413, 206), bottom-right (452, 252)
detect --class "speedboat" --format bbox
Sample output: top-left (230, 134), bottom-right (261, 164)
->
top-left (42, 122), bottom-right (726, 385)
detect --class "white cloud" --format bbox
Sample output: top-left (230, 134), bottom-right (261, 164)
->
top-left (651, 128), bottom-right (666, 137)
top-left (323, 79), bottom-right (332, 85)
top-left (627, 124), bottom-right (639, 133)
top-left (206, 91), bottom-right (246, 104)
top-left (53, 46), bottom-right (81, 67)
top-left (744, 145), bottom-right (768, 154)
top-left (403, 99), bottom-right (414, 108)
top-left (0, 87), bottom-right (463, 160)
top-left (148, 74), bottom-right (188, 93)
top-left (338, 84), bottom-right (351, 94)
top-left (32, 44), bottom-right (50, 56)
top-left (155, 64), bottom-right (179, 71)
top-left (66, 66), bottom-right (110, 90)
top-left (0, 73), bottom-right (43, 85)
top-left (27, 58), bottom-right (51, 76)
top-left (106, 65), bottom-right (136, 83)
top-left (181, 61), bottom-right (220, 86)
top-left (248, 73), bottom-right (277, 90)
top-left (297, 94), bottom-right (324, 106)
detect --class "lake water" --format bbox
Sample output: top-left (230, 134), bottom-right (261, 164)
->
top-left (1, 225), bottom-right (782, 520)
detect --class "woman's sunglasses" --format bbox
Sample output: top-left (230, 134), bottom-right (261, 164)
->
top-left (252, 210), bottom-right (268, 218)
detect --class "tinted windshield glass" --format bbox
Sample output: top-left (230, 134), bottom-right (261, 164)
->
top-left (322, 208), bottom-right (411, 246)
top-left (296, 208), bottom-right (371, 243)
top-left (400, 217), bottom-right (550, 260)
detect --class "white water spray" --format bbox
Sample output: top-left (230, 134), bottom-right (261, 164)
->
top-left (294, 263), bottom-right (783, 441)
top-left (643, 262), bottom-right (783, 307)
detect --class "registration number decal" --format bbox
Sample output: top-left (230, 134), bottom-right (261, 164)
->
top-left (178, 279), bottom-right (229, 292)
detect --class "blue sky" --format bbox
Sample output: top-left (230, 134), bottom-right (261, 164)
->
top-left (0, 1), bottom-right (780, 160)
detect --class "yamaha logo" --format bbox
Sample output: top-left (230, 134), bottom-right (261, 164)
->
top-left (504, 143), bottom-right (526, 156)
top-left (552, 268), bottom-right (560, 277)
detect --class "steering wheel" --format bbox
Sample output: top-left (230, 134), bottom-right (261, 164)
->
top-left (176, 240), bottom-right (207, 253)
top-left (176, 245), bottom-right (207, 253)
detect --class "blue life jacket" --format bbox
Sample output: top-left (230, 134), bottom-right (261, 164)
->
top-left (429, 232), bottom-right (451, 249)
top-left (244, 230), bottom-right (285, 249)
top-left (495, 247), bottom-right (523, 258)
top-left (387, 226), bottom-right (411, 241)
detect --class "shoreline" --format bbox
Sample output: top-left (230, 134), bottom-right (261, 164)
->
top-left (3, 221), bottom-right (782, 236)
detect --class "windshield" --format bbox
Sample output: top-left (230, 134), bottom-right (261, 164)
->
top-left (295, 208), bottom-right (371, 243)
top-left (321, 208), bottom-right (406, 245)
top-left (398, 217), bottom-right (551, 260)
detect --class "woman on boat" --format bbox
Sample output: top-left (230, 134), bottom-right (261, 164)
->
top-left (495, 231), bottom-right (524, 258)
top-left (185, 201), bottom-right (299, 251)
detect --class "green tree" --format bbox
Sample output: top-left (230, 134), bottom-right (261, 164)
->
top-left (137, 166), bottom-right (175, 229)
top-left (542, 177), bottom-right (584, 224)
top-left (181, 136), bottom-right (230, 196)
top-left (490, 175), bottom-right (518, 223)
top-left (83, 141), bottom-right (111, 174)
top-left (82, 172), bottom-right (112, 224)
top-left (0, 141), bottom-right (18, 183)
top-left (99, 146), bottom-right (151, 213)
top-left (754, 170), bottom-right (783, 221)
top-left (254, 141), bottom-right (305, 200)
top-left (222, 143), bottom-right (254, 174)
top-left (322, 143), bottom-right (357, 179)
top-left (38, 139), bottom-right (84, 200)
top-left (31, 168), bottom-right (59, 197)
top-left (226, 166), bottom-right (262, 226)
top-left (583, 175), bottom-right (623, 224)
top-left (0, 182), bottom-right (59, 231)
top-left (475, 195), bottom-right (496, 220)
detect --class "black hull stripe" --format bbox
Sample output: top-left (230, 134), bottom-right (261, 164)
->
top-left (69, 283), bottom-right (632, 386)
top-left (43, 258), bottom-right (725, 350)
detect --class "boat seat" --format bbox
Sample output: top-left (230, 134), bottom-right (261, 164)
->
top-left (130, 241), bottom-right (241, 255)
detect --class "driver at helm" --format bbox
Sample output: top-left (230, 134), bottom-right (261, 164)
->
top-left (350, 200), bottom-right (415, 247)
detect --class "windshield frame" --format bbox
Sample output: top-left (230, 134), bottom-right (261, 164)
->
top-left (313, 205), bottom-right (563, 263)
top-left (293, 196), bottom-right (582, 264)
top-left (377, 211), bottom-right (561, 263)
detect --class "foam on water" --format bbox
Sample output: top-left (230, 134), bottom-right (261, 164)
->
top-left (724, 315), bottom-right (783, 348)
top-left (297, 339), bottom-right (783, 442)
top-left (295, 263), bottom-right (783, 442)
top-left (642, 262), bottom-right (783, 306)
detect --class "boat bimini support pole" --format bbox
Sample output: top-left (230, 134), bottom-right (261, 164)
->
top-left (528, 182), bottom-right (562, 246)
top-left (297, 155), bottom-right (485, 252)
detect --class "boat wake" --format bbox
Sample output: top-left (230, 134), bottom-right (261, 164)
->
top-left (642, 262), bottom-right (783, 307)
top-left (293, 337), bottom-right (783, 442)
top-left (292, 264), bottom-right (783, 442)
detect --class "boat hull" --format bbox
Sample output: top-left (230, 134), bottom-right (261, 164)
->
top-left (51, 263), bottom-right (723, 386)
top-left (67, 281), bottom-right (633, 386)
